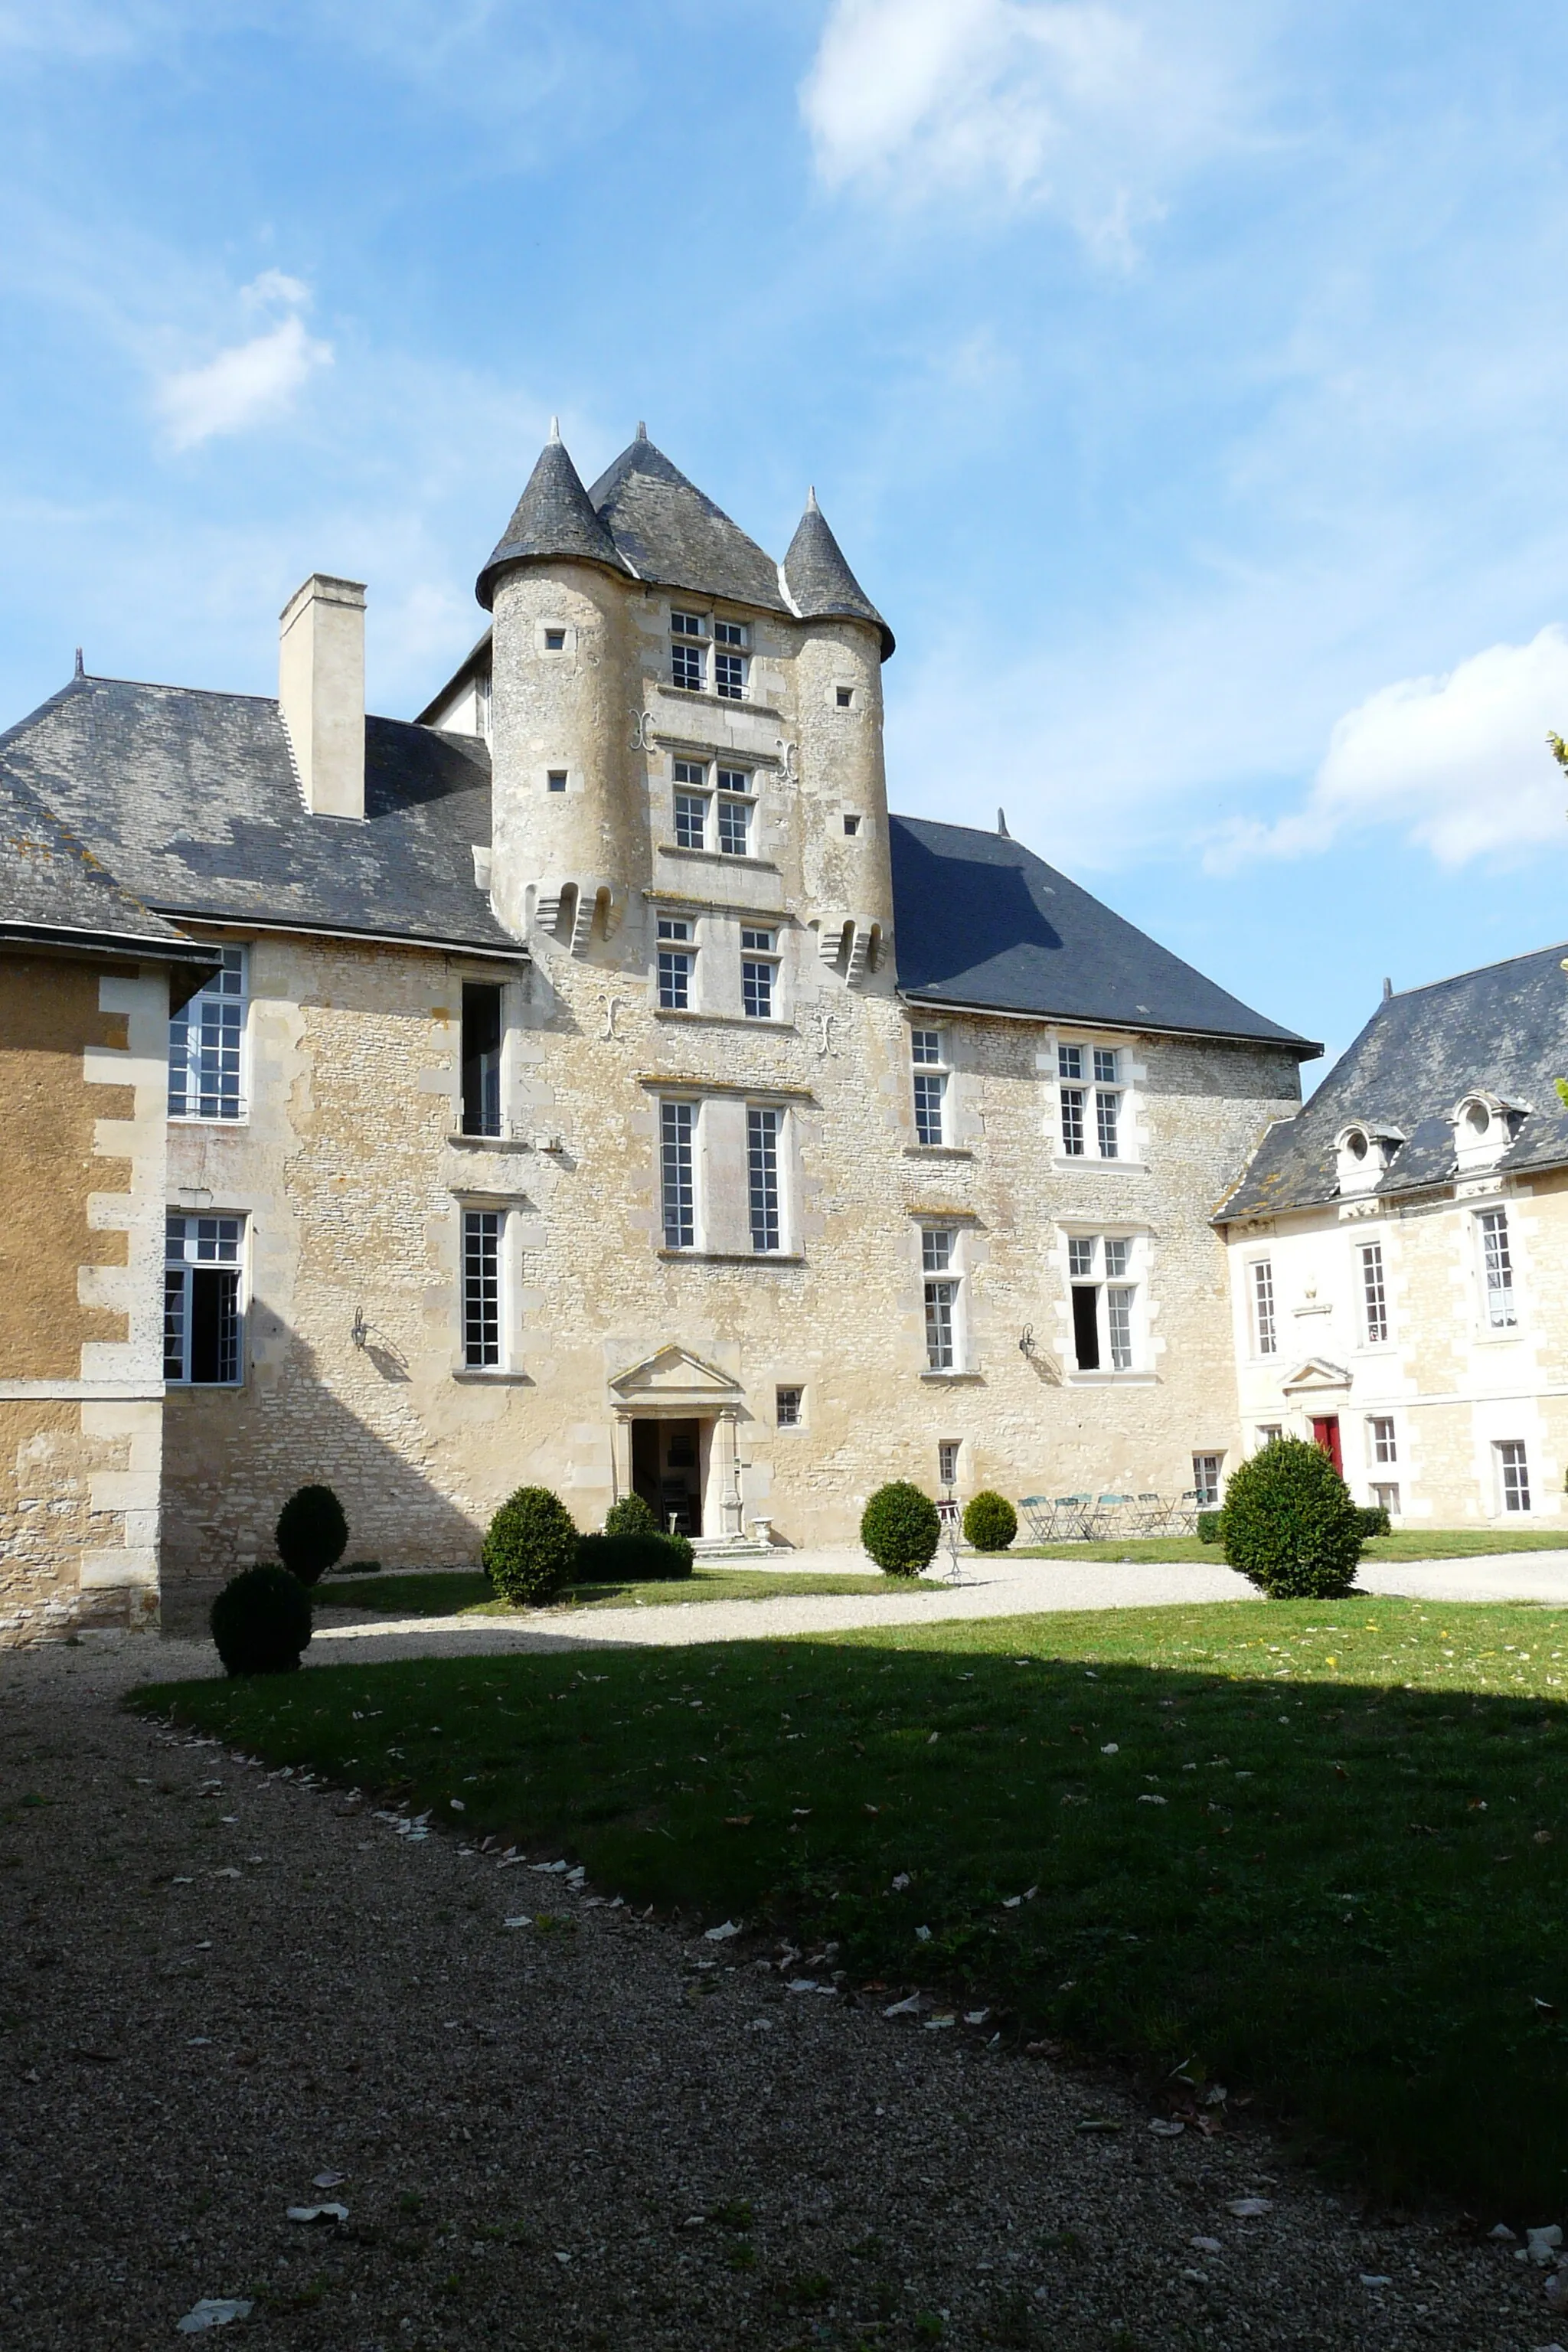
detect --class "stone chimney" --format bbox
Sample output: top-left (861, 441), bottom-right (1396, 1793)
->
top-left (279, 573), bottom-right (366, 819)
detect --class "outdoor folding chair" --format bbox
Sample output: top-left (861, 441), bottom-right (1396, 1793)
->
top-left (1054, 1494), bottom-right (1093, 1540)
top-left (1019, 1495), bottom-right (1057, 1542)
top-left (1168, 1489), bottom-right (1201, 1535)
top-left (1133, 1491), bottom-right (1165, 1534)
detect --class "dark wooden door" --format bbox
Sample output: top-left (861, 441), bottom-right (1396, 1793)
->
top-left (1311, 1415), bottom-right (1343, 1475)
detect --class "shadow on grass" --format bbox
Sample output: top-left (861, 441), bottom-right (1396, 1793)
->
top-left (135, 1600), bottom-right (1568, 2213)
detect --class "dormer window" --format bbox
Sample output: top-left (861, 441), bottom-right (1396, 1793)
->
top-left (1452, 1092), bottom-right (1525, 1174)
top-left (1334, 1122), bottom-right (1403, 1195)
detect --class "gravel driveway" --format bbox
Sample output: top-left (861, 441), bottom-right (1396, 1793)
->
top-left (2, 1635), bottom-right (1558, 2350)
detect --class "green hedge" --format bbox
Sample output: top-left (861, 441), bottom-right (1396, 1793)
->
top-left (1197, 1511), bottom-right (1223, 1544)
top-left (962, 1491), bottom-right (1018, 1551)
top-left (482, 1487), bottom-right (580, 1606)
top-left (603, 1493), bottom-right (660, 1539)
top-left (574, 1530), bottom-right (694, 1583)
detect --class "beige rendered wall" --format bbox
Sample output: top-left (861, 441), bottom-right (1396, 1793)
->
top-left (1227, 1171), bottom-right (1568, 1524)
top-left (0, 952), bottom-right (172, 1641)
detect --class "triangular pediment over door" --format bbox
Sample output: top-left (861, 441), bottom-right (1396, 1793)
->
top-left (1279, 1356), bottom-right (1351, 1396)
top-left (608, 1346), bottom-right (745, 1416)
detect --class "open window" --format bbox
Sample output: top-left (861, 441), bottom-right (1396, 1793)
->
top-left (461, 982), bottom-right (503, 1136)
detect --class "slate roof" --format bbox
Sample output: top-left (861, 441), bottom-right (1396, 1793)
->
top-left (0, 675), bottom-right (517, 958)
top-left (889, 816), bottom-right (1315, 1052)
top-left (0, 760), bottom-right (210, 962)
top-left (782, 492), bottom-right (894, 659)
top-left (1217, 941), bottom-right (1568, 1221)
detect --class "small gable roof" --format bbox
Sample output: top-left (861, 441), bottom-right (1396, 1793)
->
top-left (888, 815), bottom-right (1315, 1051)
top-left (1218, 940), bottom-right (1568, 1220)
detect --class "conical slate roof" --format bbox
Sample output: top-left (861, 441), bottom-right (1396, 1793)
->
top-left (587, 431), bottom-right (787, 613)
top-left (475, 426), bottom-right (628, 610)
top-left (475, 426), bottom-right (892, 655)
top-left (782, 489), bottom-right (893, 658)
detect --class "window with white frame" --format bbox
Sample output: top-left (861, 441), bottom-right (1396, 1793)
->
top-left (168, 947), bottom-right (247, 1122)
top-left (1058, 1043), bottom-right (1085, 1156)
top-left (741, 928), bottom-right (777, 1020)
top-left (660, 1101), bottom-right (696, 1250)
top-left (671, 609), bottom-right (707, 692)
top-left (164, 1214), bottom-right (244, 1385)
top-left (716, 767), bottom-right (753, 855)
top-left (911, 1028), bottom-right (948, 1145)
top-left (1497, 1438), bottom-right (1531, 1513)
top-left (747, 1106), bottom-right (782, 1253)
top-left (462, 1208), bottom-right (502, 1368)
top-left (1067, 1233), bottom-right (1140, 1373)
top-left (1478, 1208), bottom-right (1517, 1328)
top-left (1370, 1481), bottom-right (1400, 1515)
top-left (923, 1227), bottom-right (961, 1370)
top-left (1057, 1040), bottom-right (1125, 1160)
top-left (1192, 1452), bottom-right (1223, 1508)
top-left (669, 609), bottom-right (749, 699)
top-left (1250, 1257), bottom-right (1277, 1355)
top-left (672, 758), bottom-right (710, 848)
top-left (776, 1384), bottom-right (803, 1428)
top-left (1367, 1414), bottom-right (1396, 1465)
top-left (657, 915), bottom-right (694, 1011)
top-left (1359, 1240), bottom-right (1389, 1344)
top-left (938, 1438), bottom-right (961, 1487)
top-left (1254, 1424), bottom-right (1283, 1450)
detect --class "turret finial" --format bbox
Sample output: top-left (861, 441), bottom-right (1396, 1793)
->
top-left (636, 419), bottom-right (648, 440)
top-left (806, 484), bottom-right (819, 511)
top-left (548, 414), bottom-right (560, 443)
top-left (74, 646), bottom-right (84, 678)
top-left (997, 806), bottom-right (1009, 838)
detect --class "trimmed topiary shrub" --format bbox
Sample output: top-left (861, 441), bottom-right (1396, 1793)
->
top-left (1196, 1511), bottom-right (1223, 1544)
top-left (603, 1492), bottom-right (660, 1540)
top-left (1220, 1436), bottom-right (1364, 1599)
top-left (482, 1485), bottom-right (580, 1606)
top-left (861, 1481), bottom-right (941, 1576)
top-left (1356, 1505), bottom-right (1392, 1540)
top-left (962, 1491), bottom-right (1018, 1551)
top-left (576, 1530), bottom-right (694, 1583)
top-left (275, 1485), bottom-right (348, 1587)
top-left (210, 1564), bottom-right (312, 1677)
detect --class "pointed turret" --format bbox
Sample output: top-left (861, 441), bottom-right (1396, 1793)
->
top-left (475, 426), bottom-right (627, 610)
top-left (782, 488), bottom-right (893, 659)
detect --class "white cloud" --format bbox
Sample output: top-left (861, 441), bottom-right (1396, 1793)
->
top-left (155, 276), bottom-right (332, 449)
top-left (1208, 627), bottom-right (1568, 872)
top-left (800, 0), bottom-right (1253, 247)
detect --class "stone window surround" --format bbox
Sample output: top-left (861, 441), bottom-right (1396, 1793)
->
top-left (1046, 1029), bottom-right (1144, 1170)
top-left (645, 899), bottom-right (797, 1028)
top-left (449, 1191), bottom-right (529, 1381)
top-left (645, 1082), bottom-right (807, 1261)
top-left (1056, 1223), bottom-right (1155, 1383)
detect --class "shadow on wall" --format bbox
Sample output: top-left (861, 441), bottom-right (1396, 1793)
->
top-left (161, 1308), bottom-right (499, 1581)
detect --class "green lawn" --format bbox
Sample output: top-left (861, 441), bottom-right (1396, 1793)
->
top-left (318, 1567), bottom-right (892, 1617)
top-left (1018, 1527), bottom-right (1568, 1563)
top-left (139, 1597), bottom-right (1568, 2210)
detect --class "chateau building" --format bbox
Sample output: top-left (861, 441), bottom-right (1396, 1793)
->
top-left (1, 427), bottom-right (1312, 1637)
top-left (1217, 946), bottom-right (1568, 1528)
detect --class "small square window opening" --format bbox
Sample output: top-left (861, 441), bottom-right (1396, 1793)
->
top-left (776, 1384), bottom-right (802, 1428)
top-left (544, 628), bottom-right (566, 652)
top-left (547, 769), bottom-right (567, 793)
top-left (842, 812), bottom-right (862, 836)
top-left (836, 685), bottom-right (854, 708)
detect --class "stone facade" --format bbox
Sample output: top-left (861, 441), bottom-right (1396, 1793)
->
top-left (0, 951), bottom-right (174, 1639)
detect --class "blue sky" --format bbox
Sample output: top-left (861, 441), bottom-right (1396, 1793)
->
top-left (5, 1), bottom-right (1568, 1076)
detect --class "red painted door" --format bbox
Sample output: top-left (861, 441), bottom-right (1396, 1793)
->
top-left (1311, 1416), bottom-right (1343, 1475)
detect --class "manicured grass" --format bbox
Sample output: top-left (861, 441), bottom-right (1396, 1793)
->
top-left (138, 1598), bottom-right (1568, 2210)
top-left (1018, 1527), bottom-right (1568, 1563)
top-left (319, 1566), bottom-right (893, 1617)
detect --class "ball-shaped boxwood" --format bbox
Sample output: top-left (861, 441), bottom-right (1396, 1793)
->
top-left (962, 1491), bottom-right (1018, 1552)
top-left (210, 1564), bottom-right (313, 1677)
top-left (603, 1491), bottom-right (659, 1539)
top-left (275, 1484), bottom-right (348, 1586)
top-left (482, 1485), bottom-right (580, 1606)
top-left (1220, 1435), bottom-right (1364, 1599)
top-left (861, 1481), bottom-right (941, 1576)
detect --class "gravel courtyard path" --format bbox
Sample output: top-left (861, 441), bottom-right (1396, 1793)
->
top-left (1, 1635), bottom-right (1556, 2350)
